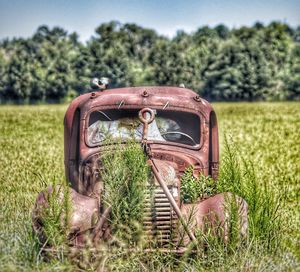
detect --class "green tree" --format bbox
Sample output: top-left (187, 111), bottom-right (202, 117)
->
top-left (285, 44), bottom-right (300, 100)
top-left (0, 21), bottom-right (299, 103)
top-left (202, 38), bottom-right (273, 101)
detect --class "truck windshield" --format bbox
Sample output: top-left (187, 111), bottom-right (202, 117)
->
top-left (87, 109), bottom-right (200, 146)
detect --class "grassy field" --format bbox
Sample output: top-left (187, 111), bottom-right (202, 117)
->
top-left (0, 102), bottom-right (299, 271)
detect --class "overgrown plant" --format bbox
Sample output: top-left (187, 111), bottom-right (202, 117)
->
top-left (33, 179), bottom-right (72, 262)
top-left (217, 136), bottom-right (285, 252)
top-left (39, 185), bottom-right (70, 244)
top-left (100, 142), bottom-right (150, 247)
top-left (180, 166), bottom-right (217, 203)
top-left (175, 137), bottom-right (290, 271)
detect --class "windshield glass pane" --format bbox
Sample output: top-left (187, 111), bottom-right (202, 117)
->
top-left (87, 109), bottom-right (200, 146)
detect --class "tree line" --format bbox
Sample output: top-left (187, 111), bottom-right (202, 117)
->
top-left (0, 21), bottom-right (299, 103)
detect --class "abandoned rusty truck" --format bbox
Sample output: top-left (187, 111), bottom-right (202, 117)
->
top-left (33, 81), bottom-right (248, 251)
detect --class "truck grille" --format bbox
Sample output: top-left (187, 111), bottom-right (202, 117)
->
top-left (144, 186), bottom-right (178, 247)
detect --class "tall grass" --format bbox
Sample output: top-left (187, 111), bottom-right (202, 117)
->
top-left (3, 140), bottom-right (296, 271)
top-left (172, 136), bottom-right (293, 271)
top-left (73, 140), bottom-right (295, 271)
top-left (34, 181), bottom-right (71, 259)
top-left (100, 142), bottom-right (150, 247)
top-left (217, 136), bottom-right (285, 252)
top-left (0, 103), bottom-right (298, 271)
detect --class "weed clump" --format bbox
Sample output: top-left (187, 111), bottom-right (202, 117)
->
top-left (217, 136), bottom-right (285, 252)
top-left (31, 180), bottom-right (72, 262)
top-left (180, 166), bottom-right (217, 203)
top-left (101, 142), bottom-right (150, 246)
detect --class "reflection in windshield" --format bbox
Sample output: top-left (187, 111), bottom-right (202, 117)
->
top-left (88, 116), bottom-right (165, 144)
top-left (87, 109), bottom-right (200, 146)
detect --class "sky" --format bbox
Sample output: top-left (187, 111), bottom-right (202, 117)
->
top-left (0, 0), bottom-right (299, 42)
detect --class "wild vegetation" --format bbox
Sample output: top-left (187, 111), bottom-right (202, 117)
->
top-left (0, 102), bottom-right (298, 271)
top-left (0, 21), bottom-right (299, 103)
top-left (101, 143), bottom-right (150, 246)
top-left (180, 166), bottom-right (217, 203)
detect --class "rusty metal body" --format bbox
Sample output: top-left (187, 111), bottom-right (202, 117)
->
top-left (33, 86), bottom-right (248, 250)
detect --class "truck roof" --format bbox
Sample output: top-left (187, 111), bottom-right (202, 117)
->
top-left (76, 86), bottom-right (213, 119)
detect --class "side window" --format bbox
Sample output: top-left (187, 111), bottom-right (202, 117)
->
top-left (70, 109), bottom-right (80, 161)
top-left (209, 111), bottom-right (219, 179)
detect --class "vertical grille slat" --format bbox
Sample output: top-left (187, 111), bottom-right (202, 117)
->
top-left (143, 186), bottom-right (178, 247)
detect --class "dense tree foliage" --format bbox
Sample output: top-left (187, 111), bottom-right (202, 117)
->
top-left (0, 21), bottom-right (299, 103)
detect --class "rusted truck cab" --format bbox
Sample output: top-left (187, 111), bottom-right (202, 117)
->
top-left (65, 86), bottom-right (219, 193)
top-left (34, 85), bottom-right (247, 249)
